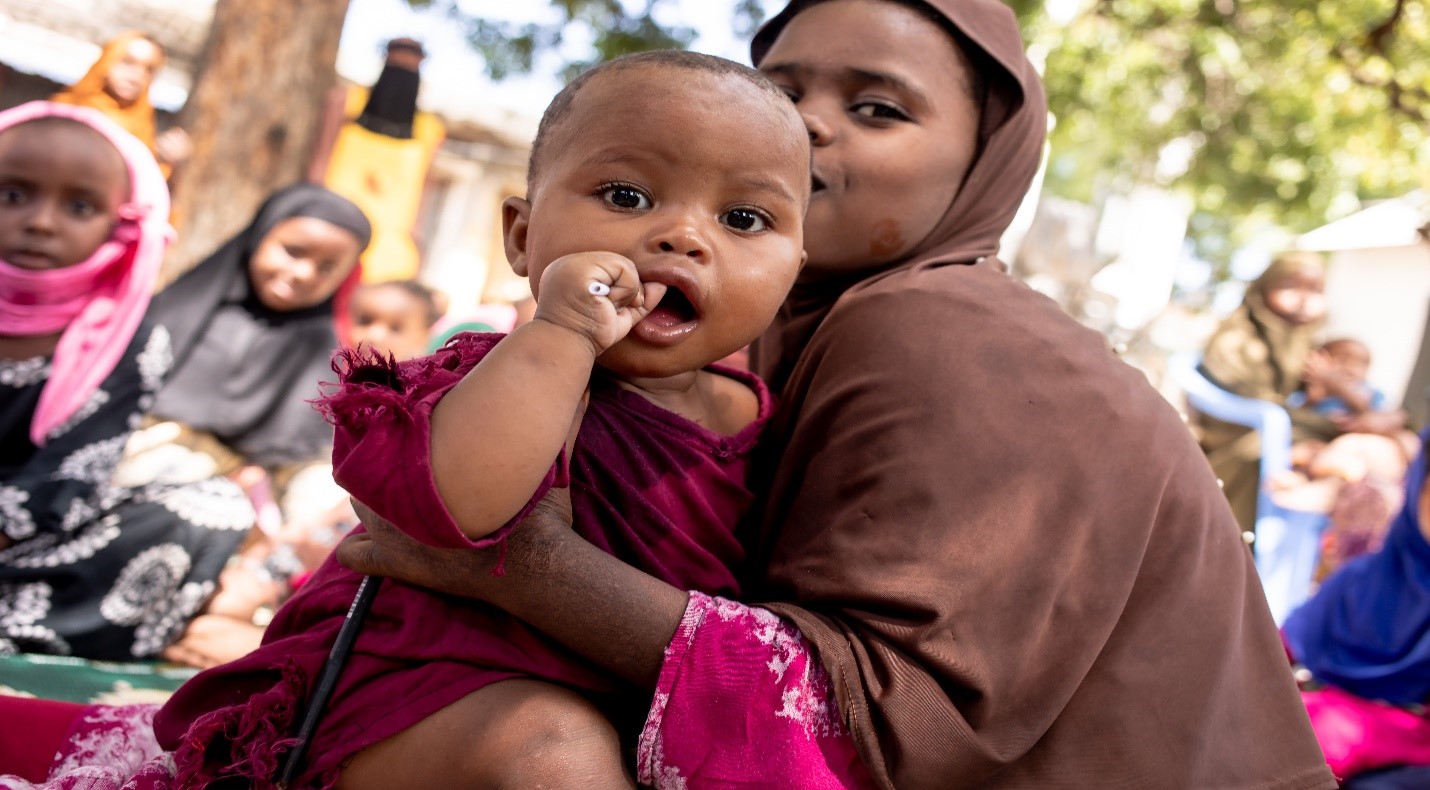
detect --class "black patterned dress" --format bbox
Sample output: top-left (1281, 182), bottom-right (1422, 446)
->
top-left (0, 324), bottom-right (253, 660)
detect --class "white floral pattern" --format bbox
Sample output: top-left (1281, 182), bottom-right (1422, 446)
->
top-left (100, 544), bottom-right (192, 627)
top-left (46, 389), bottom-right (111, 441)
top-left (0, 485), bottom-right (35, 541)
top-left (0, 582), bottom-right (69, 656)
top-left (144, 478), bottom-right (255, 531)
top-left (136, 326), bottom-right (172, 394)
top-left (3, 516), bottom-right (121, 569)
top-left (61, 496), bottom-right (99, 533)
top-left (0, 355), bottom-right (49, 388)
top-left (131, 579), bottom-right (214, 658)
top-left (52, 436), bottom-right (129, 486)
top-left (0, 703), bottom-right (176, 789)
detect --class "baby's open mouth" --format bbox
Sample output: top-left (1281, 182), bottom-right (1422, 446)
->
top-left (648, 285), bottom-right (698, 327)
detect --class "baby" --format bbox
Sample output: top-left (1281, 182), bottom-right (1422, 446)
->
top-left (1294, 339), bottom-right (1390, 418)
top-left (156, 50), bottom-right (810, 788)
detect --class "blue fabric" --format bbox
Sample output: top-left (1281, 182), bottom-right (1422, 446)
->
top-left (1286, 385), bottom-right (1388, 417)
top-left (1284, 429), bottom-right (1430, 705)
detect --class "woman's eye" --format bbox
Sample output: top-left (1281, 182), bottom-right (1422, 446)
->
top-left (722, 208), bottom-right (768, 233)
top-left (853, 103), bottom-right (907, 120)
top-left (600, 185), bottom-right (651, 210)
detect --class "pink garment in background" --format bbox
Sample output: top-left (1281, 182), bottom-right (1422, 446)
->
top-left (0, 101), bottom-right (172, 445)
top-left (638, 592), bottom-right (874, 788)
top-left (1301, 686), bottom-right (1430, 780)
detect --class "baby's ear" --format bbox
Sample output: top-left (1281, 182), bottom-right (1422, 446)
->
top-left (502, 196), bottom-right (532, 276)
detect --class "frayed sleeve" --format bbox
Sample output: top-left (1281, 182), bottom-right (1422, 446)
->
top-left (315, 333), bottom-right (565, 553)
top-left (635, 592), bottom-right (873, 789)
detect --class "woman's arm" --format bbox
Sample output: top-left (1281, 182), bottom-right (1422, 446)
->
top-left (344, 494), bottom-right (685, 686)
top-left (339, 498), bottom-right (872, 787)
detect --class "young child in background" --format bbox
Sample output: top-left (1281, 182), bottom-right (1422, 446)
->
top-left (156, 50), bottom-right (811, 788)
top-left (347, 279), bottom-right (442, 361)
top-left (0, 101), bottom-right (246, 662)
top-left (1293, 338), bottom-right (1398, 423)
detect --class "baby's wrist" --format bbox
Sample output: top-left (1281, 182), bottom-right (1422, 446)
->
top-left (529, 313), bottom-right (605, 359)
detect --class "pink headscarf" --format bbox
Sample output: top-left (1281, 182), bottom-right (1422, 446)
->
top-left (0, 100), bottom-right (173, 445)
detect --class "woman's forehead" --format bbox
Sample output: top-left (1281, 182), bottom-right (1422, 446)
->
top-left (758, 1), bottom-right (972, 96)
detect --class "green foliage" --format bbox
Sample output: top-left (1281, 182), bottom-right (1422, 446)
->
top-left (403, 0), bottom-right (1429, 263)
top-left (1028, 0), bottom-right (1430, 261)
top-left (417, 0), bottom-right (765, 82)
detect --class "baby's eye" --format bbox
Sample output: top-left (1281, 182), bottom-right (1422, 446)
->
top-left (600, 184), bottom-right (651, 211)
top-left (0, 187), bottom-right (26, 205)
top-left (853, 102), bottom-right (907, 121)
top-left (722, 208), bottom-right (769, 233)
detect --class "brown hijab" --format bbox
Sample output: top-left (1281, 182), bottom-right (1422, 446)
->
top-left (1201, 250), bottom-right (1327, 403)
top-left (746, 2), bottom-right (1334, 787)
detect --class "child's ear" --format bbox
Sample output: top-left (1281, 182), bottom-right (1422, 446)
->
top-left (502, 196), bottom-right (532, 277)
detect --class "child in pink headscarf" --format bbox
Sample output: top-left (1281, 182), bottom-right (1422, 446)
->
top-left (0, 101), bottom-right (246, 662)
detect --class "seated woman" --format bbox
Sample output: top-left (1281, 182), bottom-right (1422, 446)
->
top-left (1283, 429), bottom-right (1430, 784)
top-left (0, 100), bottom-right (244, 664)
top-left (118, 184), bottom-right (371, 668)
top-left (1197, 250), bottom-right (1338, 534)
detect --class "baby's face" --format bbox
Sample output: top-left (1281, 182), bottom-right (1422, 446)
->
top-left (515, 66), bottom-right (810, 379)
top-left (349, 286), bottom-right (432, 361)
top-left (0, 120), bottom-right (129, 270)
top-left (1326, 343), bottom-right (1371, 383)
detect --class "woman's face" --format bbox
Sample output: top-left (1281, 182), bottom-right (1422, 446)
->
top-left (1262, 268), bottom-right (1327, 326)
top-left (104, 39), bottom-right (164, 106)
top-left (759, 0), bottom-right (981, 274)
top-left (248, 216), bottom-right (362, 312)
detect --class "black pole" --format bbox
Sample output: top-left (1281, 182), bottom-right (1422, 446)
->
top-left (276, 574), bottom-right (381, 787)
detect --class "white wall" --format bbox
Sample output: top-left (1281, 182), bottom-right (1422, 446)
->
top-left (1323, 243), bottom-right (1430, 405)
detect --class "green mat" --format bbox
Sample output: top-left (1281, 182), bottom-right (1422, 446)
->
top-left (0, 653), bottom-right (197, 704)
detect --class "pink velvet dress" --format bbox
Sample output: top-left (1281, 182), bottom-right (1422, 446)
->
top-left (152, 333), bottom-right (769, 787)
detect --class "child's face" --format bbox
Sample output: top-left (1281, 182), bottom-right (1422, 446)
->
top-left (759, 0), bottom-right (981, 275)
top-left (104, 39), bottom-right (164, 106)
top-left (1325, 342), bottom-right (1371, 383)
top-left (1262, 269), bottom-right (1327, 325)
top-left (0, 121), bottom-right (129, 269)
top-left (507, 66), bottom-right (809, 379)
top-left (349, 286), bottom-right (432, 361)
top-left (248, 217), bottom-right (363, 312)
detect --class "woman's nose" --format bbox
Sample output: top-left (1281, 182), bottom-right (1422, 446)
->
top-left (801, 108), bottom-right (835, 146)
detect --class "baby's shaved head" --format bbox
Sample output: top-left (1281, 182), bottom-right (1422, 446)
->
top-left (526, 50), bottom-right (801, 192)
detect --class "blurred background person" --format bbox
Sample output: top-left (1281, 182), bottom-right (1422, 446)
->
top-left (51, 31), bottom-right (191, 179)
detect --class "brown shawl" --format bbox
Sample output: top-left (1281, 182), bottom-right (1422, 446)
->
top-left (1201, 252), bottom-right (1327, 404)
top-left (747, 2), bottom-right (1334, 787)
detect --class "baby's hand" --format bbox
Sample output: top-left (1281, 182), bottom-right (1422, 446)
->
top-left (532, 252), bottom-right (668, 355)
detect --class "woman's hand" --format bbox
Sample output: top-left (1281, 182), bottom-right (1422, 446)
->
top-left (337, 489), bottom-right (574, 602)
top-left (338, 487), bottom-right (686, 687)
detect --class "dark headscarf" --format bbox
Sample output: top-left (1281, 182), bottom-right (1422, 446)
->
top-left (148, 184), bottom-right (371, 468)
top-left (745, 2), bottom-right (1332, 787)
top-left (355, 41), bottom-right (423, 139)
top-left (1284, 430), bottom-right (1430, 705)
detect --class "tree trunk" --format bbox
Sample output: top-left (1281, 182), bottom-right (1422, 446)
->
top-left (164, 0), bottom-right (351, 281)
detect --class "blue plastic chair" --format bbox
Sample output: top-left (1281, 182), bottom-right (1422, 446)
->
top-left (1169, 352), bottom-right (1329, 625)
